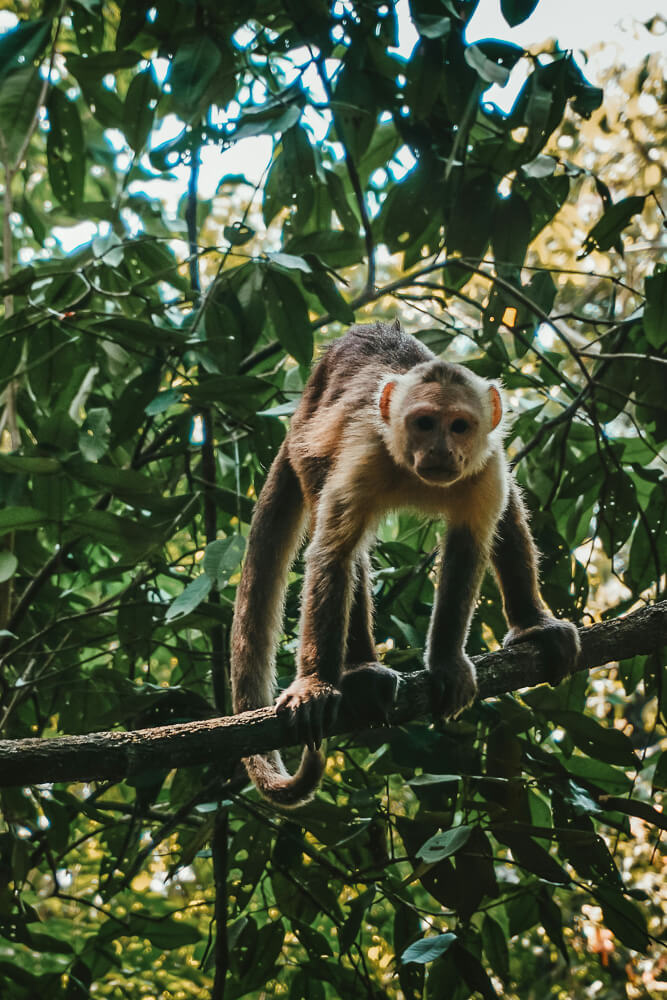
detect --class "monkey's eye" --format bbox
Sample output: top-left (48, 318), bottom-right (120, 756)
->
top-left (415, 415), bottom-right (436, 431)
top-left (450, 418), bottom-right (469, 434)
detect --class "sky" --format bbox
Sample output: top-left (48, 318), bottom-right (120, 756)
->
top-left (0, 0), bottom-right (664, 252)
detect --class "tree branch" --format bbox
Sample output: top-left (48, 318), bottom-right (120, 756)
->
top-left (0, 602), bottom-right (664, 788)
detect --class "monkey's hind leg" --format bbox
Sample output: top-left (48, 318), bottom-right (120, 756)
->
top-left (492, 481), bottom-right (581, 684)
top-left (341, 552), bottom-right (400, 726)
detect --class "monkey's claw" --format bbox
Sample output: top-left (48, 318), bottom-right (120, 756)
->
top-left (504, 615), bottom-right (580, 685)
top-left (275, 678), bottom-right (342, 751)
top-left (429, 653), bottom-right (477, 721)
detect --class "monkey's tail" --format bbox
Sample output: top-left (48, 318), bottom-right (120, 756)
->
top-left (231, 440), bottom-right (323, 807)
top-left (243, 747), bottom-right (325, 808)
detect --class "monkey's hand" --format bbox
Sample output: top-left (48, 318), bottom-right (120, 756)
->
top-left (504, 614), bottom-right (580, 685)
top-left (340, 663), bottom-right (400, 726)
top-left (275, 676), bottom-right (342, 752)
top-left (428, 653), bottom-right (477, 720)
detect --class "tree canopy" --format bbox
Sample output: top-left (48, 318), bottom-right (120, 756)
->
top-left (0, 0), bottom-right (665, 997)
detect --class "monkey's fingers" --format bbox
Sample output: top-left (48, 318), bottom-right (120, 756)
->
top-left (295, 704), bottom-right (317, 751)
top-left (303, 690), bottom-right (341, 750)
top-left (429, 666), bottom-right (477, 722)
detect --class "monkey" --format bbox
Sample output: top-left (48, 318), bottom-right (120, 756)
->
top-left (230, 320), bottom-right (580, 808)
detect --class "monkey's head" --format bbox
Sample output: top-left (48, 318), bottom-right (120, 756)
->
top-left (378, 360), bottom-right (503, 484)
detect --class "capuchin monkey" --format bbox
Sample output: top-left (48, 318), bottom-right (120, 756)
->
top-left (231, 321), bottom-right (580, 807)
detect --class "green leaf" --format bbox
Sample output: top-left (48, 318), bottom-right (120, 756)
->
top-left (65, 461), bottom-right (162, 500)
top-left (224, 223), bottom-right (255, 246)
top-left (324, 168), bottom-right (360, 233)
top-left (0, 17), bottom-right (51, 86)
top-left (67, 50), bottom-right (142, 80)
top-left (414, 15), bottom-right (451, 39)
top-left (266, 252), bottom-right (312, 273)
top-left (78, 408), bottom-right (111, 462)
top-left (0, 455), bottom-right (61, 474)
top-left (170, 37), bottom-right (222, 116)
top-left (72, 510), bottom-right (163, 557)
top-left (417, 825), bottom-right (472, 863)
top-left (124, 68), bottom-right (159, 153)
top-left (579, 196), bottom-right (645, 258)
top-left (553, 711), bottom-right (639, 768)
top-left (292, 921), bottom-right (333, 958)
top-left (0, 67), bottom-right (44, 162)
top-left (521, 154), bottom-right (557, 179)
top-left (20, 193), bottom-right (46, 245)
top-left (0, 507), bottom-right (49, 532)
top-left (482, 915), bottom-right (509, 982)
top-left (123, 914), bottom-right (201, 949)
top-left (652, 751), bottom-right (667, 794)
top-left (0, 551), bottom-right (18, 583)
top-left (402, 933), bottom-right (457, 965)
top-left (202, 535), bottom-right (245, 588)
top-left (464, 45), bottom-right (510, 86)
top-left (564, 756), bottom-right (631, 796)
top-left (166, 575), bottom-right (212, 622)
top-left (91, 231), bottom-right (124, 268)
top-left (99, 317), bottom-right (185, 349)
top-left (495, 829), bottom-right (570, 884)
top-left (46, 88), bottom-right (85, 209)
top-left (263, 269), bottom-right (313, 366)
top-left (594, 885), bottom-right (649, 953)
top-left (232, 87), bottom-right (303, 141)
top-left (492, 193), bottom-right (532, 270)
top-left (644, 268), bottom-right (667, 348)
top-left (446, 173), bottom-right (496, 259)
top-left (409, 774), bottom-right (460, 787)
top-left (301, 269), bottom-right (355, 324)
top-left (144, 388), bottom-right (185, 416)
top-left (500, 0), bottom-right (539, 27)
top-left (284, 230), bottom-right (365, 269)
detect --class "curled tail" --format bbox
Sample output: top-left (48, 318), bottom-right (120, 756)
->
top-left (231, 440), bottom-right (324, 807)
top-left (244, 746), bottom-right (325, 808)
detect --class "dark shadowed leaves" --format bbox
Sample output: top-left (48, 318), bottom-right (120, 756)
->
top-left (579, 196), bottom-right (646, 258)
top-left (46, 88), bottom-right (85, 209)
top-left (500, 0), bottom-right (540, 26)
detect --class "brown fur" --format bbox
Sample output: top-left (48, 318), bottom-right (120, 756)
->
top-left (230, 321), bottom-right (579, 808)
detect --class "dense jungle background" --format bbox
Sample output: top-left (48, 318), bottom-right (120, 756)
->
top-left (0, 0), bottom-right (665, 996)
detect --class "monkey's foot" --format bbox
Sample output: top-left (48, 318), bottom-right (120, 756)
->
top-left (504, 614), bottom-right (581, 685)
top-left (428, 653), bottom-right (477, 720)
top-left (340, 663), bottom-right (400, 725)
top-left (275, 677), bottom-right (342, 751)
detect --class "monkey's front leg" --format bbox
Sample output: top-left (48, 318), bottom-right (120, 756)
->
top-left (426, 524), bottom-right (485, 719)
top-left (492, 482), bottom-right (580, 683)
top-left (275, 541), bottom-right (352, 751)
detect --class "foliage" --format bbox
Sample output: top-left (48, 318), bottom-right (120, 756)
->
top-left (0, 1), bottom-right (665, 997)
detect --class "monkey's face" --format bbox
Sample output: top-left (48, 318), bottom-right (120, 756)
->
top-left (403, 383), bottom-right (482, 484)
top-left (378, 366), bottom-right (503, 484)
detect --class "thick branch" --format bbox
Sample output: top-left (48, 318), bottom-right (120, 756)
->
top-left (0, 602), bottom-right (664, 788)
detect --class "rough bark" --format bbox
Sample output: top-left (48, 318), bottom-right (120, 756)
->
top-left (0, 601), bottom-right (663, 788)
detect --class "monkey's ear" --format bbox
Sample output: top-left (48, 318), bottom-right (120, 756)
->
top-left (379, 380), bottom-right (397, 422)
top-left (489, 385), bottom-right (503, 429)
top-left (391, 318), bottom-right (402, 333)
